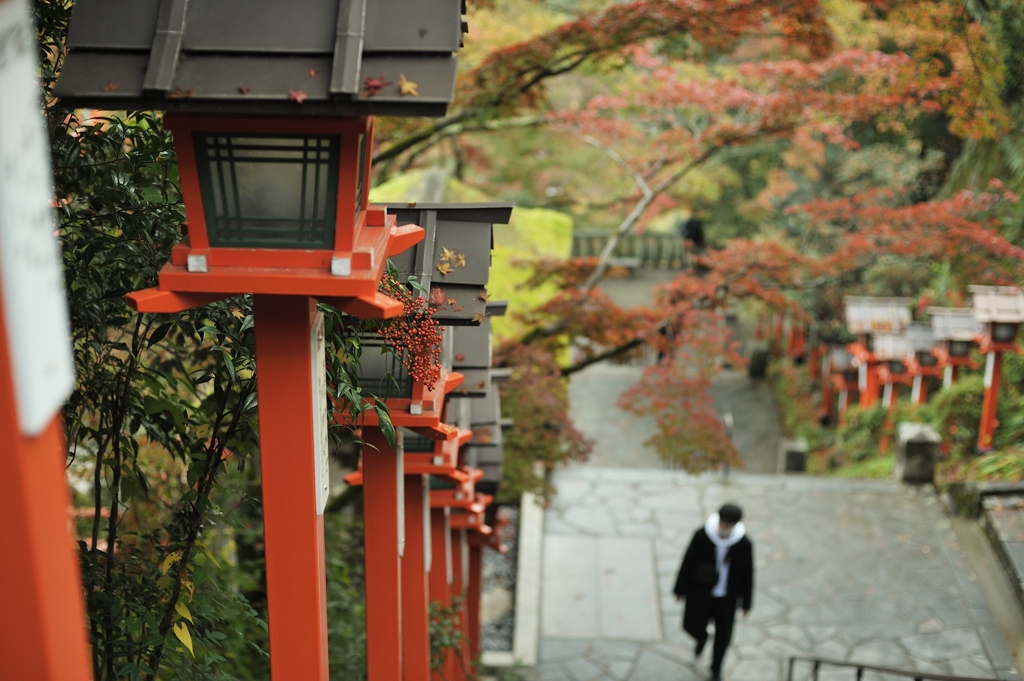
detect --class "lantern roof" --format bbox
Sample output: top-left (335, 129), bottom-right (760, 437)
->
top-left (970, 285), bottom-right (1024, 324)
top-left (843, 296), bottom-right (912, 335)
top-left (904, 323), bottom-right (935, 352)
top-left (872, 334), bottom-right (913, 361)
top-left (54, 0), bottom-right (465, 116)
top-left (386, 202), bottom-right (514, 324)
top-left (927, 307), bottom-right (980, 341)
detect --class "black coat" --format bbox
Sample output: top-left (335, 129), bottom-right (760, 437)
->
top-left (672, 527), bottom-right (754, 611)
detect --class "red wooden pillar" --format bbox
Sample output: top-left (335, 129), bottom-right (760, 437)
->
top-left (944, 363), bottom-right (960, 389)
top-left (0, 302), bottom-right (91, 681)
top-left (978, 350), bottom-right (1003, 452)
top-left (771, 314), bottom-right (784, 356)
top-left (363, 426), bottom-right (405, 681)
top-left (430, 508), bottom-right (452, 681)
top-left (403, 474), bottom-right (431, 681)
top-left (859, 362), bottom-right (880, 408)
top-left (912, 374), bottom-right (928, 404)
top-left (821, 374), bottom-right (834, 424)
top-left (467, 544), bottom-right (483, 662)
top-left (809, 344), bottom-right (822, 381)
top-left (450, 528), bottom-right (469, 680)
top-left (253, 295), bottom-right (329, 681)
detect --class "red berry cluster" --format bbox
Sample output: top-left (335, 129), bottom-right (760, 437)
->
top-left (378, 273), bottom-right (443, 390)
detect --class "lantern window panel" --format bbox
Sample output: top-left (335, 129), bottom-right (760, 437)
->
top-left (949, 340), bottom-right (972, 358)
top-left (194, 133), bottom-right (340, 249)
top-left (992, 322), bottom-right (1018, 343)
top-left (400, 428), bottom-right (435, 453)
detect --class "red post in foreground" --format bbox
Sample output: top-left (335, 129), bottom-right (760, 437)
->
top-left (254, 295), bottom-right (329, 681)
top-left (430, 508), bottom-right (453, 681)
top-left (450, 527), bottom-right (470, 680)
top-left (978, 350), bottom-right (1004, 453)
top-left (403, 473), bottom-right (432, 681)
top-left (363, 426), bottom-right (405, 680)
top-left (467, 543), bottom-right (483, 662)
top-left (0, 299), bottom-right (91, 681)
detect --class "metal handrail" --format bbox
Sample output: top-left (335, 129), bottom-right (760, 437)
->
top-left (787, 656), bottom-right (1008, 681)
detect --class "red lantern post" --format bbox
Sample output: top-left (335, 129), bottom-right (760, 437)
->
top-left (0, 0), bottom-right (89, 675)
top-left (844, 297), bottom-right (912, 409)
top-left (927, 307), bottom-right (981, 390)
top-left (971, 286), bottom-right (1024, 453)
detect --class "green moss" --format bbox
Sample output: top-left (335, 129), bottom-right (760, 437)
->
top-left (489, 207), bottom-right (573, 341)
top-left (830, 454), bottom-right (895, 479)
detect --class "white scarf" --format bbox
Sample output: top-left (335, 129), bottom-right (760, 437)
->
top-left (704, 512), bottom-right (746, 598)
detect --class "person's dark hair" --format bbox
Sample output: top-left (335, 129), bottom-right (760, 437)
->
top-left (719, 503), bottom-right (742, 524)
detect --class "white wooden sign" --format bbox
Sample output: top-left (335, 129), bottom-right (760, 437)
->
top-left (0, 0), bottom-right (75, 437)
top-left (310, 311), bottom-right (330, 514)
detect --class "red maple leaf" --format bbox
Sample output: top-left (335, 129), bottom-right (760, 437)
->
top-left (101, 82), bottom-right (119, 92)
top-left (429, 287), bottom-right (447, 306)
top-left (288, 89), bottom-right (308, 104)
top-left (362, 76), bottom-right (391, 97)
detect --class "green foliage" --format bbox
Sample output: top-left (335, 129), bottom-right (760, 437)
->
top-left (927, 376), bottom-right (985, 456)
top-left (325, 514), bottom-right (368, 681)
top-left (495, 344), bottom-right (592, 501)
top-left (428, 598), bottom-right (465, 675)
top-left (768, 359), bottom-right (832, 451)
top-left (833, 403), bottom-right (890, 463)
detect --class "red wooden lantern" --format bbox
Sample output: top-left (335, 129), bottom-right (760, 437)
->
top-left (971, 286), bottom-right (1024, 452)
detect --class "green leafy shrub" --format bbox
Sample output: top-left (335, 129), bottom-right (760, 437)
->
top-left (927, 375), bottom-right (985, 456)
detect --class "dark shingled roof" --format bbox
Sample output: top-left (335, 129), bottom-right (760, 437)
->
top-left (54, 0), bottom-right (467, 116)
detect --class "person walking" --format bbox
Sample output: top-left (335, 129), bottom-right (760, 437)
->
top-left (673, 503), bottom-right (754, 681)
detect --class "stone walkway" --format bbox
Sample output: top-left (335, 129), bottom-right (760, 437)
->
top-left (538, 469), bottom-right (1020, 681)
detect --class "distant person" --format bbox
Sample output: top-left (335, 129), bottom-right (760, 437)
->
top-left (680, 213), bottom-right (706, 251)
top-left (673, 503), bottom-right (754, 681)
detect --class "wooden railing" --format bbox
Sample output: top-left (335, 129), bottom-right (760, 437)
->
top-left (571, 230), bottom-right (687, 270)
top-left (787, 656), bottom-right (1007, 681)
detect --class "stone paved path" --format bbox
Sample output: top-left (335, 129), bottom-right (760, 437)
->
top-left (538, 469), bottom-right (1019, 681)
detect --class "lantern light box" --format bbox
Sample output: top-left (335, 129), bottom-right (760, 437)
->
top-left (386, 203), bottom-right (513, 324)
top-left (843, 296), bottom-right (912, 336)
top-left (872, 334), bottom-right (912, 375)
top-left (52, 0), bottom-right (471, 310)
top-left (971, 285), bottom-right (1024, 347)
top-left (905, 323), bottom-right (937, 367)
top-left (828, 345), bottom-right (853, 373)
top-left (928, 307), bottom-right (981, 358)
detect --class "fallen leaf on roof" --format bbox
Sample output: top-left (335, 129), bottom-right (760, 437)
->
top-left (452, 251), bottom-right (466, 268)
top-left (399, 73), bottom-right (419, 97)
top-left (362, 76), bottom-right (390, 97)
top-left (439, 246), bottom-right (454, 263)
top-left (477, 290), bottom-right (490, 302)
top-left (471, 311), bottom-right (486, 323)
top-left (437, 262), bottom-right (454, 276)
top-left (308, 69), bottom-right (319, 77)
top-left (455, 353), bottom-right (465, 363)
top-left (237, 86), bottom-right (251, 94)
top-left (446, 298), bottom-right (458, 305)
top-left (288, 89), bottom-right (308, 104)
top-left (169, 87), bottom-right (195, 99)
top-left (101, 82), bottom-right (119, 92)
top-left (429, 287), bottom-right (447, 306)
